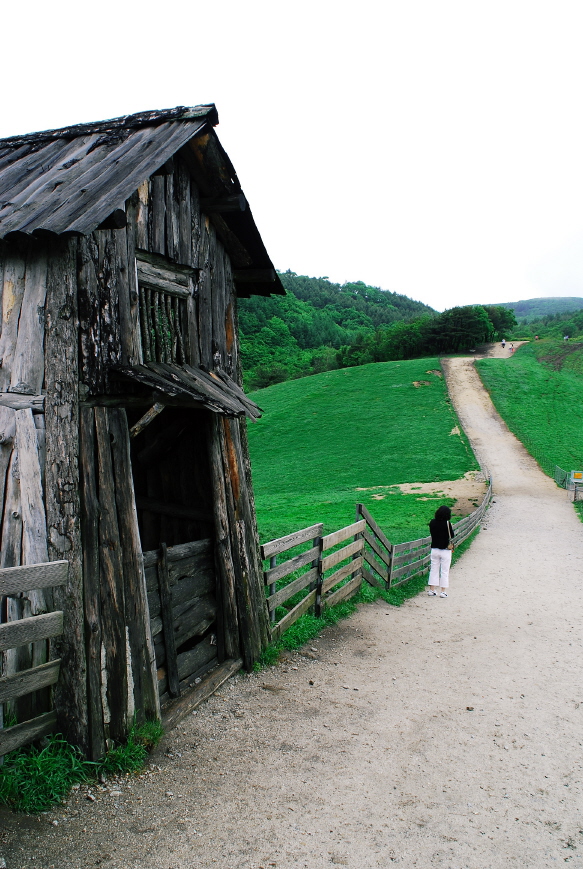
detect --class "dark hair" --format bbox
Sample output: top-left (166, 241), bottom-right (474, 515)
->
top-left (434, 505), bottom-right (452, 521)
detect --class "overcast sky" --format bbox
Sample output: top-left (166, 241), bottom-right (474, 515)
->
top-left (2, 0), bottom-right (582, 311)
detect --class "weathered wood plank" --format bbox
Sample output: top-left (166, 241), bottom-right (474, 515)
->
top-left (10, 249), bottom-right (48, 394)
top-left (0, 658), bottom-right (60, 704)
top-left (321, 539), bottom-right (364, 573)
top-left (357, 502), bottom-right (393, 552)
top-left (158, 542), bottom-right (180, 698)
top-left (142, 538), bottom-right (212, 570)
top-left (135, 181), bottom-right (149, 249)
top-left (263, 545), bottom-right (320, 586)
top-left (271, 589), bottom-right (317, 642)
top-left (392, 536), bottom-right (432, 554)
top-left (165, 172), bottom-right (180, 263)
top-left (321, 557), bottom-right (363, 595)
top-left (322, 520), bottom-right (366, 551)
top-left (15, 409), bottom-right (48, 568)
top-left (361, 565), bottom-right (386, 591)
top-left (0, 611), bottom-right (63, 652)
top-left (0, 710), bottom-right (57, 757)
top-left (176, 635), bottom-right (217, 682)
top-left (0, 394), bottom-right (44, 411)
top-left (207, 415), bottom-right (240, 661)
top-left (94, 407), bottom-right (128, 742)
top-left (0, 252), bottom-right (27, 392)
top-left (150, 175), bottom-right (166, 255)
top-left (363, 529), bottom-right (391, 566)
top-left (129, 402), bottom-right (165, 439)
top-left (323, 574), bottom-right (362, 609)
top-left (391, 546), bottom-right (431, 569)
top-left (363, 548), bottom-right (389, 582)
top-left (162, 657), bottom-right (242, 731)
top-left (79, 407), bottom-right (105, 759)
top-left (266, 567), bottom-right (318, 611)
top-left (0, 560), bottom-right (67, 596)
top-left (261, 524), bottom-right (323, 560)
top-left (108, 408), bottom-right (160, 723)
top-left (391, 553), bottom-right (431, 581)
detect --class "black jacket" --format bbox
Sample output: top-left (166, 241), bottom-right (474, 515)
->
top-left (429, 518), bottom-right (454, 550)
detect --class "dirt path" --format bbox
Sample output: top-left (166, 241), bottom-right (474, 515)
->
top-left (3, 350), bottom-right (583, 869)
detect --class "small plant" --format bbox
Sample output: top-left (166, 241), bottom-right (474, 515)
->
top-left (0, 719), bottom-right (163, 814)
top-left (97, 720), bottom-right (163, 777)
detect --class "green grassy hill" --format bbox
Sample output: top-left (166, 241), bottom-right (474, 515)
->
top-left (247, 358), bottom-right (478, 545)
top-left (476, 341), bottom-right (583, 473)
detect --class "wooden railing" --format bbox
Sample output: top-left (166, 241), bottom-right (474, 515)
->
top-left (0, 560), bottom-right (68, 757)
top-left (261, 479), bottom-right (492, 638)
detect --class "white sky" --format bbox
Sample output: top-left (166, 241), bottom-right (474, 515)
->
top-left (2, 0), bottom-right (582, 311)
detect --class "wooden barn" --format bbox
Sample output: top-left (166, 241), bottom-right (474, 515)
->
top-left (0, 105), bottom-right (284, 759)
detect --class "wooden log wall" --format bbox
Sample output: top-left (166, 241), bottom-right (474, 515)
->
top-left (0, 145), bottom-right (270, 756)
top-left (0, 242), bottom-right (55, 728)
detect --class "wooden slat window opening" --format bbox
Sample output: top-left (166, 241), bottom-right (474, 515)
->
top-left (136, 254), bottom-right (195, 365)
top-left (139, 287), bottom-right (187, 364)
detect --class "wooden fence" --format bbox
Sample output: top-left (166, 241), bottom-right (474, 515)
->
top-left (0, 560), bottom-right (67, 757)
top-left (262, 479), bottom-right (492, 639)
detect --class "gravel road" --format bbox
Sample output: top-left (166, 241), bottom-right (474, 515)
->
top-left (2, 348), bottom-right (582, 869)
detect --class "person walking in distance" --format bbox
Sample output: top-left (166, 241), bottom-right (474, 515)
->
top-left (501, 338), bottom-right (506, 349)
top-left (427, 505), bottom-right (455, 598)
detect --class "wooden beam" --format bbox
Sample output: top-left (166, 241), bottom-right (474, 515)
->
top-left (0, 393), bottom-right (44, 411)
top-left (200, 194), bottom-right (247, 213)
top-left (162, 657), bottom-right (242, 731)
top-left (0, 610), bottom-right (63, 652)
top-left (233, 269), bottom-right (277, 284)
top-left (129, 402), bottom-right (165, 439)
top-left (96, 209), bottom-right (127, 230)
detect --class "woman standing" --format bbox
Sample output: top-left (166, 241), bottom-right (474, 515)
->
top-left (427, 505), bottom-right (455, 598)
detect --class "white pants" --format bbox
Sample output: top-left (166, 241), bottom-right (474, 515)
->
top-left (429, 548), bottom-right (452, 588)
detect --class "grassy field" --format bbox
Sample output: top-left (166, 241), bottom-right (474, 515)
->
top-left (247, 358), bottom-right (478, 546)
top-left (476, 341), bottom-right (583, 474)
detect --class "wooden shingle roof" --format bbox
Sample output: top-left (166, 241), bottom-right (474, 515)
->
top-left (0, 105), bottom-right (283, 297)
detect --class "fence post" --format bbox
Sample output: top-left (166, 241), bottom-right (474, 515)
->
top-left (268, 556), bottom-right (277, 624)
top-left (313, 534), bottom-right (324, 618)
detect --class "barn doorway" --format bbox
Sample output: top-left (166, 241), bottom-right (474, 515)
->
top-left (128, 406), bottom-right (219, 705)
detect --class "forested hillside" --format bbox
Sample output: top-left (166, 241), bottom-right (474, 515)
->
top-left (239, 271), bottom-right (515, 389)
top-left (238, 271), bottom-right (433, 388)
top-left (499, 296), bottom-right (583, 322)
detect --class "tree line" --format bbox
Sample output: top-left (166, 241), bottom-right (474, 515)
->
top-left (238, 271), bottom-right (517, 389)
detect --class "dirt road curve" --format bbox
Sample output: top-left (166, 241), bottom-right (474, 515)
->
top-left (2, 349), bottom-right (582, 869)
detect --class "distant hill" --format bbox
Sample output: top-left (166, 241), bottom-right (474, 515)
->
top-left (495, 297), bottom-right (583, 322)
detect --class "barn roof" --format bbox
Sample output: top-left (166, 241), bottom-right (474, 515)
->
top-left (0, 105), bottom-right (283, 297)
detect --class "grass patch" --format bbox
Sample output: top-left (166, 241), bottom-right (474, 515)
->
top-left (476, 342), bottom-right (583, 473)
top-left (574, 501), bottom-right (583, 523)
top-left (248, 358), bottom-right (477, 544)
top-left (0, 720), bottom-right (163, 814)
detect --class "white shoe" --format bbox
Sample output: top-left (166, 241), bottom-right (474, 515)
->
top-left (427, 590), bottom-right (437, 596)
top-left (440, 592), bottom-right (448, 598)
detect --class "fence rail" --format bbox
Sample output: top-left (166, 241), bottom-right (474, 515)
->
top-left (261, 480), bottom-right (493, 639)
top-left (0, 560), bottom-right (68, 757)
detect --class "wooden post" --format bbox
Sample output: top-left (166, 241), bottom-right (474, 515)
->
top-left (269, 556), bottom-right (276, 624)
top-left (313, 535), bottom-right (324, 618)
top-left (45, 238), bottom-right (88, 752)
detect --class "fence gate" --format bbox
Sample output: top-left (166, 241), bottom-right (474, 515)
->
top-left (0, 560), bottom-right (68, 757)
